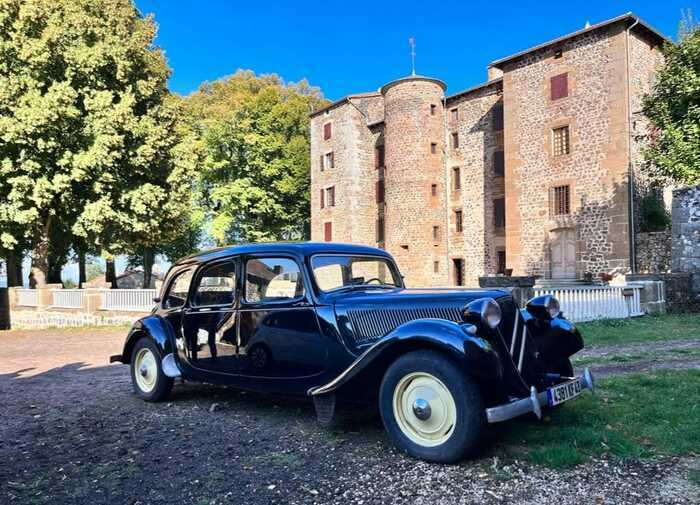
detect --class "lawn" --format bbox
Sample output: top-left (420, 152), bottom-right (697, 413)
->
top-left (493, 369), bottom-right (700, 468)
top-left (572, 346), bottom-right (700, 368)
top-left (577, 313), bottom-right (700, 347)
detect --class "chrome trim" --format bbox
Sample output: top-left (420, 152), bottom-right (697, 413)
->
top-left (486, 368), bottom-right (594, 423)
top-left (509, 309), bottom-right (519, 356)
top-left (161, 353), bottom-right (181, 378)
top-left (517, 325), bottom-right (527, 372)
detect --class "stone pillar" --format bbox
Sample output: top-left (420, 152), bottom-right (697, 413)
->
top-left (84, 288), bottom-right (103, 313)
top-left (670, 185), bottom-right (700, 311)
top-left (625, 273), bottom-right (666, 315)
top-left (479, 276), bottom-right (536, 308)
top-left (36, 283), bottom-right (62, 308)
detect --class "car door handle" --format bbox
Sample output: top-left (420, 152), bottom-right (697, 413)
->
top-left (292, 301), bottom-right (311, 308)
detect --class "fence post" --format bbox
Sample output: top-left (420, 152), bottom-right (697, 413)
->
top-left (84, 288), bottom-right (102, 313)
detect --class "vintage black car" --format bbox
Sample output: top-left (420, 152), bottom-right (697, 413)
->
top-left (111, 242), bottom-right (593, 463)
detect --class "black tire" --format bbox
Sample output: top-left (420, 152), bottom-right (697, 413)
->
top-left (130, 337), bottom-right (173, 402)
top-left (379, 350), bottom-right (485, 463)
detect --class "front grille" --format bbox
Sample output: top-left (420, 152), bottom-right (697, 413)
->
top-left (347, 303), bottom-right (464, 343)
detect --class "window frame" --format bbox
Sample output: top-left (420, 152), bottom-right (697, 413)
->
top-left (323, 122), bottom-right (332, 140)
top-left (242, 255), bottom-right (307, 306)
top-left (552, 125), bottom-right (571, 156)
top-left (452, 166), bottom-right (461, 191)
top-left (190, 258), bottom-right (239, 309)
top-left (455, 209), bottom-right (463, 232)
top-left (310, 253), bottom-right (404, 293)
top-left (161, 267), bottom-right (195, 310)
top-left (550, 185), bottom-right (571, 216)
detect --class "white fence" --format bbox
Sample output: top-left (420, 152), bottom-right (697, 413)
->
top-left (100, 289), bottom-right (157, 312)
top-left (16, 288), bottom-right (38, 307)
top-left (51, 289), bottom-right (85, 309)
top-left (533, 284), bottom-right (644, 322)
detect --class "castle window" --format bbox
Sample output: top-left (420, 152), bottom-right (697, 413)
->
top-left (375, 145), bottom-right (385, 168)
top-left (451, 132), bottom-right (459, 150)
top-left (497, 250), bottom-right (506, 274)
top-left (550, 73), bottom-right (568, 100)
top-left (494, 198), bottom-right (505, 229)
top-left (323, 122), bottom-right (332, 140)
top-left (552, 126), bottom-right (570, 156)
top-left (493, 104), bottom-right (504, 131)
top-left (433, 260), bottom-right (439, 273)
top-left (452, 167), bottom-right (461, 191)
top-left (430, 142), bottom-right (437, 154)
top-left (431, 183), bottom-right (437, 197)
top-left (553, 47), bottom-right (563, 59)
top-left (323, 151), bottom-right (335, 169)
top-left (375, 180), bottom-right (385, 203)
top-left (493, 150), bottom-right (505, 177)
top-left (320, 188), bottom-right (325, 209)
top-left (453, 258), bottom-right (464, 286)
top-left (326, 186), bottom-right (336, 207)
top-left (550, 185), bottom-right (571, 215)
top-left (376, 216), bottom-right (385, 242)
top-left (455, 209), bottom-right (463, 232)
top-left (430, 104), bottom-right (437, 115)
top-left (324, 222), bottom-right (332, 242)
top-left (432, 225), bottom-right (440, 241)
top-left (451, 108), bottom-right (459, 121)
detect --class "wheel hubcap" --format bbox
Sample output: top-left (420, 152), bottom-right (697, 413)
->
top-left (134, 348), bottom-right (158, 393)
top-left (392, 372), bottom-right (456, 447)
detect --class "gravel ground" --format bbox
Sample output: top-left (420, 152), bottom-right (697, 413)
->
top-left (1, 328), bottom-right (698, 505)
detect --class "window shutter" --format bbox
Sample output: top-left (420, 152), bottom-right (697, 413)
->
top-left (329, 186), bottom-right (335, 206)
top-left (324, 222), bottom-right (332, 242)
top-left (320, 188), bottom-right (325, 209)
top-left (551, 73), bottom-right (568, 100)
top-left (323, 123), bottom-right (331, 140)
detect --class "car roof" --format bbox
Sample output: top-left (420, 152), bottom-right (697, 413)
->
top-left (174, 241), bottom-right (393, 266)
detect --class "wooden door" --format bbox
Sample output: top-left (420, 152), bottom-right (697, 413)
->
top-left (550, 228), bottom-right (576, 279)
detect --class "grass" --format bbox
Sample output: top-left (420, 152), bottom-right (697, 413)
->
top-left (577, 313), bottom-right (700, 347)
top-left (494, 369), bottom-right (700, 468)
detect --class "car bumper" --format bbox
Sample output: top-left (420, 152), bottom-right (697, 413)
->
top-left (485, 368), bottom-right (595, 423)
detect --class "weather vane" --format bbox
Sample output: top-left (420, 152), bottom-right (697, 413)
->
top-left (408, 37), bottom-right (416, 76)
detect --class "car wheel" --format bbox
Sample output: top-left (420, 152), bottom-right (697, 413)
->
top-left (130, 337), bottom-right (173, 402)
top-left (379, 350), bottom-right (485, 463)
top-left (248, 344), bottom-right (272, 370)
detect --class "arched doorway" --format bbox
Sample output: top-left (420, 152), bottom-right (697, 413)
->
top-left (550, 228), bottom-right (576, 279)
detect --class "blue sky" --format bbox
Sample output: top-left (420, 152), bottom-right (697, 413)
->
top-left (135, 0), bottom-right (691, 100)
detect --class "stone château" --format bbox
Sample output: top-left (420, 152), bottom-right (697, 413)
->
top-left (310, 13), bottom-right (667, 287)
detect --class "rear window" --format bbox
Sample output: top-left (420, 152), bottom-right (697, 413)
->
top-left (163, 269), bottom-right (194, 309)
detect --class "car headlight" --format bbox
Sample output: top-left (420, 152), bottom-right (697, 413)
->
top-left (463, 298), bottom-right (501, 330)
top-left (526, 294), bottom-right (561, 320)
top-left (546, 296), bottom-right (561, 319)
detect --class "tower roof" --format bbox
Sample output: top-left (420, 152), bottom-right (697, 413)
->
top-left (380, 75), bottom-right (447, 95)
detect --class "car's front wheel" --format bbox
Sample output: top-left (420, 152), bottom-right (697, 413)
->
top-left (130, 337), bottom-right (173, 402)
top-left (379, 350), bottom-right (485, 463)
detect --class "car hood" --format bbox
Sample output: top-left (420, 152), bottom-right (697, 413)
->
top-left (328, 287), bottom-right (509, 305)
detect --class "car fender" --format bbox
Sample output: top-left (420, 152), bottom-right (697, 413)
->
top-left (118, 315), bottom-right (176, 365)
top-left (308, 318), bottom-right (502, 396)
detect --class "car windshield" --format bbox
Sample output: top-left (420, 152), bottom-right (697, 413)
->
top-left (311, 255), bottom-right (402, 292)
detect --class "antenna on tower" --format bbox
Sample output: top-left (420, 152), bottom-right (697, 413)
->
top-left (408, 37), bottom-right (416, 76)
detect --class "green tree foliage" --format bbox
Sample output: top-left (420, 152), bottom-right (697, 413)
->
top-left (0, 0), bottom-right (199, 285)
top-left (183, 70), bottom-right (328, 244)
top-left (643, 14), bottom-right (700, 185)
top-left (639, 191), bottom-right (671, 232)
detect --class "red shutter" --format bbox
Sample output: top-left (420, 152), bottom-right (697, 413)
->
top-left (375, 146), bottom-right (384, 169)
top-left (320, 188), bottom-right (325, 209)
top-left (323, 123), bottom-right (331, 140)
top-left (324, 222), bottom-right (332, 242)
top-left (551, 73), bottom-right (568, 100)
top-left (376, 181), bottom-right (385, 203)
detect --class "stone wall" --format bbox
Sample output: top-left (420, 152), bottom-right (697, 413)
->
top-left (671, 185), bottom-right (700, 273)
top-left (635, 231), bottom-right (671, 273)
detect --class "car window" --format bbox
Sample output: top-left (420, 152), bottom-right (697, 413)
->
top-left (164, 269), bottom-right (194, 309)
top-left (245, 257), bottom-right (304, 303)
top-left (192, 261), bottom-right (236, 307)
top-left (311, 255), bottom-right (402, 292)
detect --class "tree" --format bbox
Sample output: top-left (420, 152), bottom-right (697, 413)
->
top-left (183, 70), bottom-right (328, 245)
top-left (0, 0), bottom-right (195, 286)
top-left (643, 13), bottom-right (700, 185)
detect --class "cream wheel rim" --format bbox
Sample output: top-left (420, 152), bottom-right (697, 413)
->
top-left (134, 348), bottom-right (158, 393)
top-left (392, 372), bottom-right (457, 447)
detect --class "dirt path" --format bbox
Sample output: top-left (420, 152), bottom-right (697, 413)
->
top-left (588, 358), bottom-right (700, 379)
top-left (577, 338), bottom-right (700, 360)
top-left (1, 328), bottom-right (698, 504)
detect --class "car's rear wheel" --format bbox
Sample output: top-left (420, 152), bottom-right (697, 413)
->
top-left (379, 350), bottom-right (485, 463)
top-left (130, 337), bottom-right (173, 402)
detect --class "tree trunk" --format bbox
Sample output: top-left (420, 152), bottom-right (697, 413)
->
top-left (31, 236), bottom-right (50, 287)
top-left (6, 250), bottom-right (23, 287)
top-left (105, 258), bottom-right (117, 289)
top-left (143, 247), bottom-right (154, 289)
top-left (47, 259), bottom-right (63, 284)
top-left (78, 251), bottom-right (86, 289)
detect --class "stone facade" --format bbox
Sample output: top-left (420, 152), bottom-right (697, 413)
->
top-left (671, 185), bottom-right (700, 273)
top-left (310, 14), bottom-right (667, 287)
top-left (635, 231), bottom-right (672, 273)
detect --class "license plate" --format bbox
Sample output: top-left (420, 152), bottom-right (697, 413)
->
top-left (547, 378), bottom-right (582, 406)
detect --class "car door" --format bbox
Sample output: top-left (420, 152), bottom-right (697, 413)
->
top-left (161, 267), bottom-right (195, 348)
top-left (238, 254), bottom-right (328, 384)
top-left (179, 258), bottom-right (241, 375)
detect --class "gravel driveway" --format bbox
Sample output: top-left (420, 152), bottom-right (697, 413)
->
top-left (1, 328), bottom-right (697, 504)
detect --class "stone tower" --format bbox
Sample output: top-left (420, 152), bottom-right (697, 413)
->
top-left (381, 76), bottom-right (448, 287)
